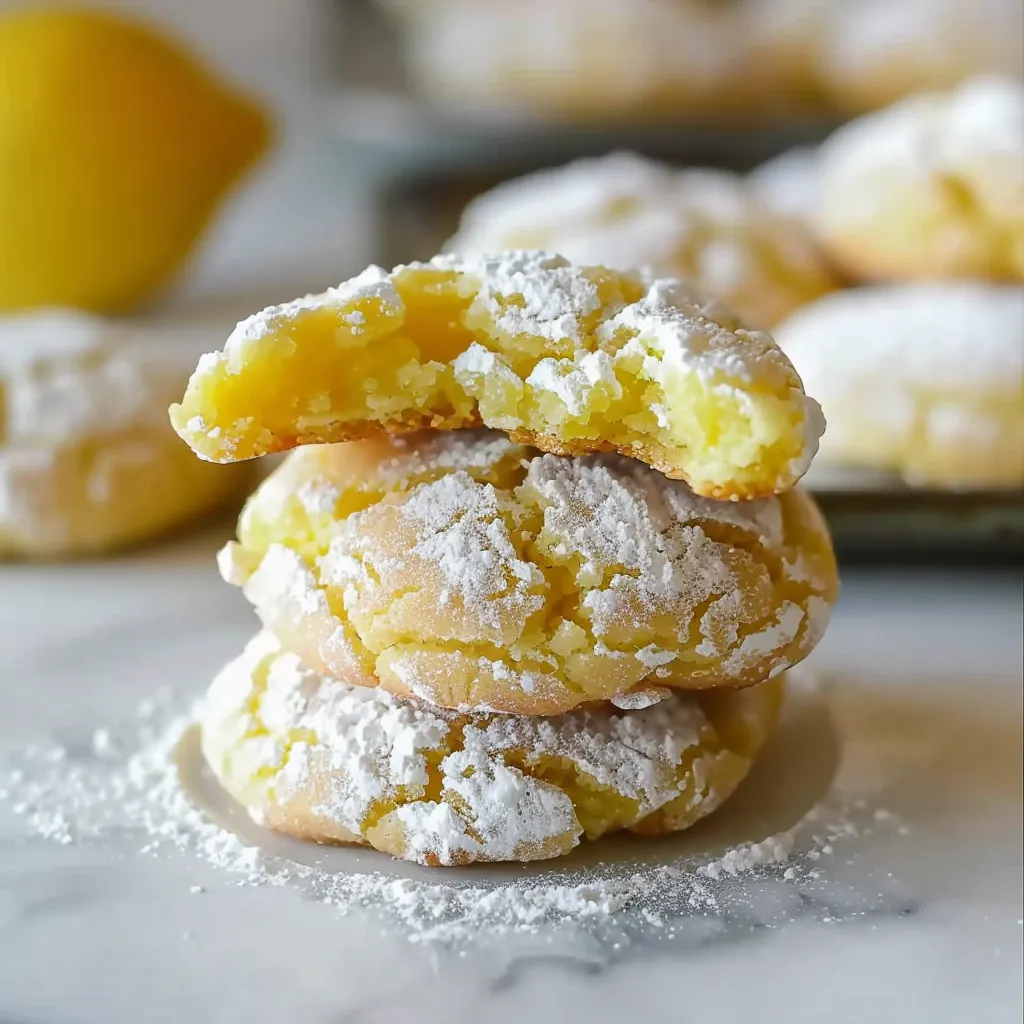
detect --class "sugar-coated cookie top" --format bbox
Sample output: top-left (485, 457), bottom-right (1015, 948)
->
top-left (0, 309), bottom-right (186, 445)
top-left (175, 250), bottom-right (824, 499)
top-left (226, 249), bottom-right (753, 355)
top-left (202, 630), bottom-right (780, 865)
top-left (818, 75), bottom-right (1024, 216)
top-left (775, 283), bottom-right (1024, 391)
top-left (448, 157), bottom-right (830, 312)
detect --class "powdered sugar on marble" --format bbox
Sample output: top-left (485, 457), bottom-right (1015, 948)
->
top-left (0, 681), bottom-right (904, 949)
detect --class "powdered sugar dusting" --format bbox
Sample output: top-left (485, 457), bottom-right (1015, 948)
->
top-left (450, 250), bottom-right (605, 345)
top-left (200, 634), bottom-right (758, 865)
top-left (227, 267), bottom-right (401, 353)
top-left (400, 472), bottom-right (543, 630)
top-left (229, 436), bottom-right (834, 713)
top-left (611, 687), bottom-right (672, 710)
top-left (0, 673), bottom-right (906, 949)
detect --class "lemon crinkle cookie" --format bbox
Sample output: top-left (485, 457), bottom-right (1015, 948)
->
top-left (815, 75), bottom-right (1024, 282)
top-left (217, 431), bottom-right (837, 715)
top-left (775, 283), bottom-right (1024, 488)
top-left (742, 0), bottom-right (1023, 116)
top-left (201, 631), bottom-right (786, 866)
top-left (448, 154), bottom-right (836, 329)
top-left (0, 310), bottom-right (248, 557)
top-left (747, 146), bottom-right (821, 224)
top-left (814, 0), bottom-right (1024, 114)
top-left (381, 0), bottom-right (749, 123)
top-left (171, 252), bottom-right (824, 501)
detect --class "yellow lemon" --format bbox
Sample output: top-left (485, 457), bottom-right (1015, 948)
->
top-left (0, 9), bottom-right (271, 312)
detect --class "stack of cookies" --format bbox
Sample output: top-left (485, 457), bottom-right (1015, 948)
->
top-left (172, 251), bottom-right (838, 866)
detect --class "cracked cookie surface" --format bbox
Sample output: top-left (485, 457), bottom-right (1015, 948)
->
top-left (218, 431), bottom-right (836, 715)
top-left (201, 631), bottom-right (785, 866)
top-left (170, 251), bottom-right (824, 500)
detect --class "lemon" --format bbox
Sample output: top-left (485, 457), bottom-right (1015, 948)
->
top-left (0, 9), bottom-right (271, 312)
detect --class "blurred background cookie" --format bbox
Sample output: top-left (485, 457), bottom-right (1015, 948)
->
top-left (369, 0), bottom-right (1024, 124)
top-left (775, 284), bottom-right (1024, 489)
top-left (813, 0), bottom-right (1023, 114)
top-left (0, 311), bottom-right (251, 558)
top-left (447, 153), bottom-right (837, 328)
top-left (815, 76), bottom-right (1024, 282)
top-left (376, 0), bottom-right (750, 123)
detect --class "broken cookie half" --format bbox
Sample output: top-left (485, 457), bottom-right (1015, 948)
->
top-left (170, 252), bottom-right (824, 500)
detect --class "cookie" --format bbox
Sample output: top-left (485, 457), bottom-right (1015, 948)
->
top-left (201, 631), bottom-right (786, 866)
top-left (740, 0), bottom-right (833, 113)
top-left (448, 155), bottom-right (836, 330)
top-left (171, 251), bottom-right (825, 500)
top-left (0, 310), bottom-right (249, 557)
top-left (775, 283), bottom-right (1024, 488)
top-left (815, 0), bottom-right (1023, 114)
top-left (383, 0), bottom-right (750, 123)
top-left (218, 431), bottom-right (837, 714)
top-left (747, 146), bottom-right (821, 224)
top-left (815, 76), bottom-right (1024, 282)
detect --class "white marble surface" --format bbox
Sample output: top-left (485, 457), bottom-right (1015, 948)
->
top-left (0, 524), bottom-right (1021, 1024)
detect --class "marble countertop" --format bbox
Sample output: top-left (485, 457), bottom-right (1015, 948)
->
top-left (0, 523), bottom-right (1021, 1024)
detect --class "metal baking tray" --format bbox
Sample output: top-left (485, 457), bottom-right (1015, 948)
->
top-left (807, 481), bottom-right (1024, 564)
